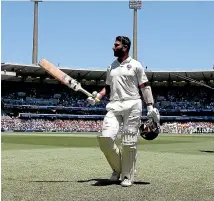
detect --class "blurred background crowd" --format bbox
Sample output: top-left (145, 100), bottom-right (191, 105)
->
top-left (2, 82), bottom-right (214, 110)
top-left (1, 118), bottom-right (214, 134)
top-left (1, 82), bottom-right (214, 134)
top-left (1, 118), bottom-right (103, 132)
top-left (161, 122), bottom-right (214, 134)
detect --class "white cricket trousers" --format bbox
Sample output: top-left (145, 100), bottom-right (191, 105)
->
top-left (97, 99), bottom-right (142, 179)
top-left (101, 99), bottom-right (142, 139)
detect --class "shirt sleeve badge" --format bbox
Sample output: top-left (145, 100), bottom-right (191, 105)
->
top-left (127, 64), bottom-right (132, 70)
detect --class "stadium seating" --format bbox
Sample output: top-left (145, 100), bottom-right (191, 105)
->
top-left (1, 118), bottom-right (213, 133)
top-left (2, 82), bottom-right (214, 110)
top-left (1, 80), bottom-right (214, 133)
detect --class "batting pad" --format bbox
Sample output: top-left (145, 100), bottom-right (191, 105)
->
top-left (97, 136), bottom-right (121, 173)
top-left (121, 132), bottom-right (137, 181)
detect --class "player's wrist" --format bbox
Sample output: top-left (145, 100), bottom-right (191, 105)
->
top-left (96, 93), bottom-right (103, 100)
top-left (147, 105), bottom-right (153, 112)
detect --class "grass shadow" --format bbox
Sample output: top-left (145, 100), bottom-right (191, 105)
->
top-left (199, 150), bottom-right (214, 153)
top-left (29, 180), bottom-right (74, 183)
top-left (77, 178), bottom-right (150, 186)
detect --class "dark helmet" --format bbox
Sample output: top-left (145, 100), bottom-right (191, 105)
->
top-left (139, 119), bottom-right (160, 140)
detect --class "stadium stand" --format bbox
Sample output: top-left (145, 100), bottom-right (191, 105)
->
top-left (1, 62), bottom-right (214, 133)
top-left (1, 109), bottom-right (10, 119)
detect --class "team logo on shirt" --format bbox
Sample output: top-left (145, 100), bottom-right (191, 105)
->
top-left (127, 64), bottom-right (132, 70)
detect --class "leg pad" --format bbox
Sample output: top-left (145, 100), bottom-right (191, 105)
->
top-left (121, 131), bottom-right (138, 182)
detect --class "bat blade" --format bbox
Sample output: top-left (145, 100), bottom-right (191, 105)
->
top-left (38, 58), bottom-right (100, 102)
top-left (38, 58), bottom-right (76, 89)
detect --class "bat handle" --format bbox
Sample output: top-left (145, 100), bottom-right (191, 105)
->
top-left (79, 88), bottom-right (101, 103)
top-left (88, 93), bottom-right (100, 102)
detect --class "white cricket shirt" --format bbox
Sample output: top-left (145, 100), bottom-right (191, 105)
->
top-left (106, 56), bottom-right (148, 101)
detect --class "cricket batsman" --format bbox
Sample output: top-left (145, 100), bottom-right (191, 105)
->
top-left (87, 36), bottom-right (160, 187)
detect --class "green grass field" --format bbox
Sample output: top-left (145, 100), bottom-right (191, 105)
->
top-left (1, 133), bottom-right (214, 201)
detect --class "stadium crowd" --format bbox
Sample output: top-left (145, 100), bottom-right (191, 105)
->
top-left (1, 82), bottom-right (213, 134)
top-left (1, 118), bottom-right (214, 133)
top-left (1, 118), bottom-right (103, 132)
top-left (161, 122), bottom-right (214, 134)
top-left (2, 82), bottom-right (214, 110)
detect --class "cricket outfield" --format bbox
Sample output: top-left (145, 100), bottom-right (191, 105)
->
top-left (1, 133), bottom-right (214, 201)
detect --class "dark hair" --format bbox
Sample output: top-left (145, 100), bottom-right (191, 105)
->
top-left (116, 36), bottom-right (131, 52)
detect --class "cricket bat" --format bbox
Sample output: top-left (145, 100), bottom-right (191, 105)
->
top-left (38, 58), bottom-right (100, 102)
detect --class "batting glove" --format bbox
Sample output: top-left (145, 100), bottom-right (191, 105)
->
top-left (147, 105), bottom-right (160, 124)
top-left (87, 91), bottom-right (101, 106)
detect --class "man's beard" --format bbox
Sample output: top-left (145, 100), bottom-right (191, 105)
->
top-left (114, 48), bottom-right (124, 57)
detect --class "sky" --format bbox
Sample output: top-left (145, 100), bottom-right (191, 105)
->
top-left (1, 1), bottom-right (214, 71)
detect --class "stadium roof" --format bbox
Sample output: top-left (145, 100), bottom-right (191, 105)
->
top-left (1, 62), bottom-right (214, 82)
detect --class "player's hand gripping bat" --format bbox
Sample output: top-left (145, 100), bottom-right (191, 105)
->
top-left (38, 58), bottom-right (100, 102)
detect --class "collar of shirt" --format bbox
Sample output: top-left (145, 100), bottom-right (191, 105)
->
top-left (117, 56), bottom-right (132, 67)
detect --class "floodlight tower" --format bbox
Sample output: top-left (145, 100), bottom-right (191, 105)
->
top-left (129, 0), bottom-right (142, 60)
top-left (32, 0), bottom-right (42, 64)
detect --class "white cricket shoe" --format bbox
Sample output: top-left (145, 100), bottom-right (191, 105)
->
top-left (121, 177), bottom-right (133, 187)
top-left (109, 171), bottom-right (120, 182)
